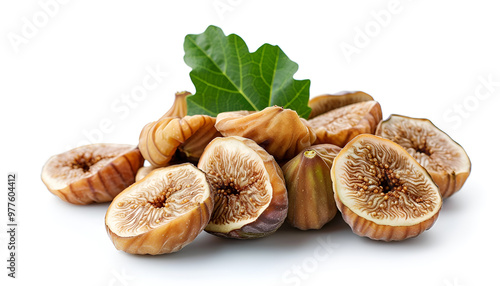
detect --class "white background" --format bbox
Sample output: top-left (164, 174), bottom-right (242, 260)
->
top-left (1, 1), bottom-right (499, 285)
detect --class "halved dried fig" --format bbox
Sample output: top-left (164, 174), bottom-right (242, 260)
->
top-left (105, 163), bottom-right (213, 255)
top-left (158, 91), bottom-right (190, 120)
top-left (41, 144), bottom-right (144, 205)
top-left (332, 134), bottom-right (442, 241)
top-left (139, 115), bottom-right (220, 167)
top-left (198, 136), bottom-right (288, 239)
top-left (308, 101), bottom-right (382, 147)
top-left (308, 91), bottom-right (374, 119)
top-left (282, 144), bottom-right (341, 230)
top-left (375, 114), bottom-right (471, 198)
top-left (215, 106), bottom-right (317, 160)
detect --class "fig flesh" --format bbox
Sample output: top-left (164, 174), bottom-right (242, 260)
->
top-left (282, 144), bottom-right (341, 230)
top-left (375, 114), bottom-right (471, 198)
top-left (105, 163), bottom-right (213, 255)
top-left (41, 144), bottom-right (144, 205)
top-left (332, 134), bottom-right (442, 241)
top-left (198, 136), bottom-right (288, 239)
top-left (215, 106), bottom-right (317, 160)
top-left (308, 101), bottom-right (382, 147)
top-left (308, 91), bottom-right (374, 119)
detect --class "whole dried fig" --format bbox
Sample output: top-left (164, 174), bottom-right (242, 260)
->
top-left (332, 134), bottom-right (442, 241)
top-left (215, 106), bottom-right (316, 160)
top-left (282, 144), bottom-right (341, 230)
top-left (105, 163), bottom-right (213, 255)
top-left (308, 101), bottom-right (382, 147)
top-left (41, 144), bottom-right (144, 205)
top-left (308, 91), bottom-right (374, 119)
top-left (198, 136), bottom-right (288, 239)
top-left (139, 115), bottom-right (220, 167)
top-left (375, 114), bottom-right (471, 198)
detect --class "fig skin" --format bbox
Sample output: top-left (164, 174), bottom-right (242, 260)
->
top-left (105, 163), bottom-right (214, 255)
top-left (198, 136), bottom-right (288, 239)
top-left (215, 106), bottom-right (317, 161)
top-left (282, 144), bottom-right (341, 230)
top-left (159, 91), bottom-right (190, 120)
top-left (308, 91), bottom-right (374, 119)
top-left (135, 165), bottom-right (156, 181)
top-left (375, 114), bottom-right (471, 198)
top-left (332, 134), bottom-right (442, 241)
top-left (139, 115), bottom-right (220, 167)
top-left (336, 202), bottom-right (440, 241)
top-left (41, 144), bottom-right (144, 205)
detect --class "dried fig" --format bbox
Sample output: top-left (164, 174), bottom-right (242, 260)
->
top-left (282, 144), bottom-right (341, 230)
top-left (198, 136), bottom-right (288, 239)
top-left (105, 163), bottom-right (213, 255)
top-left (308, 91), bottom-right (374, 119)
top-left (139, 115), bottom-right (220, 167)
top-left (159, 91), bottom-right (190, 120)
top-left (41, 144), bottom-right (144, 205)
top-left (332, 134), bottom-right (442, 241)
top-left (375, 114), bottom-right (471, 198)
top-left (135, 165), bottom-right (156, 181)
top-left (215, 106), bottom-right (317, 160)
top-left (308, 101), bottom-right (382, 147)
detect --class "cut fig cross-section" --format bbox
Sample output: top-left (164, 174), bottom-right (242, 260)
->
top-left (105, 163), bottom-right (213, 255)
top-left (332, 134), bottom-right (442, 241)
top-left (41, 143), bottom-right (144, 205)
top-left (376, 114), bottom-right (471, 198)
top-left (198, 136), bottom-right (288, 239)
top-left (308, 101), bottom-right (382, 147)
top-left (308, 91), bottom-right (374, 119)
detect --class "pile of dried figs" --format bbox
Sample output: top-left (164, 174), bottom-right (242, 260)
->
top-left (41, 90), bottom-right (471, 255)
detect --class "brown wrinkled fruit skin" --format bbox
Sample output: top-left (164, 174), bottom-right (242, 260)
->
top-left (215, 106), bottom-right (316, 160)
top-left (375, 114), bottom-right (471, 199)
top-left (199, 136), bottom-right (288, 239)
top-left (139, 115), bottom-right (220, 167)
top-left (309, 101), bottom-right (382, 147)
top-left (430, 172), bottom-right (469, 199)
top-left (335, 201), bottom-right (439, 241)
top-left (159, 91), bottom-right (190, 120)
top-left (308, 91), bottom-right (374, 119)
top-left (105, 165), bottom-right (214, 255)
top-left (41, 144), bottom-right (144, 205)
top-left (282, 144), bottom-right (341, 230)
